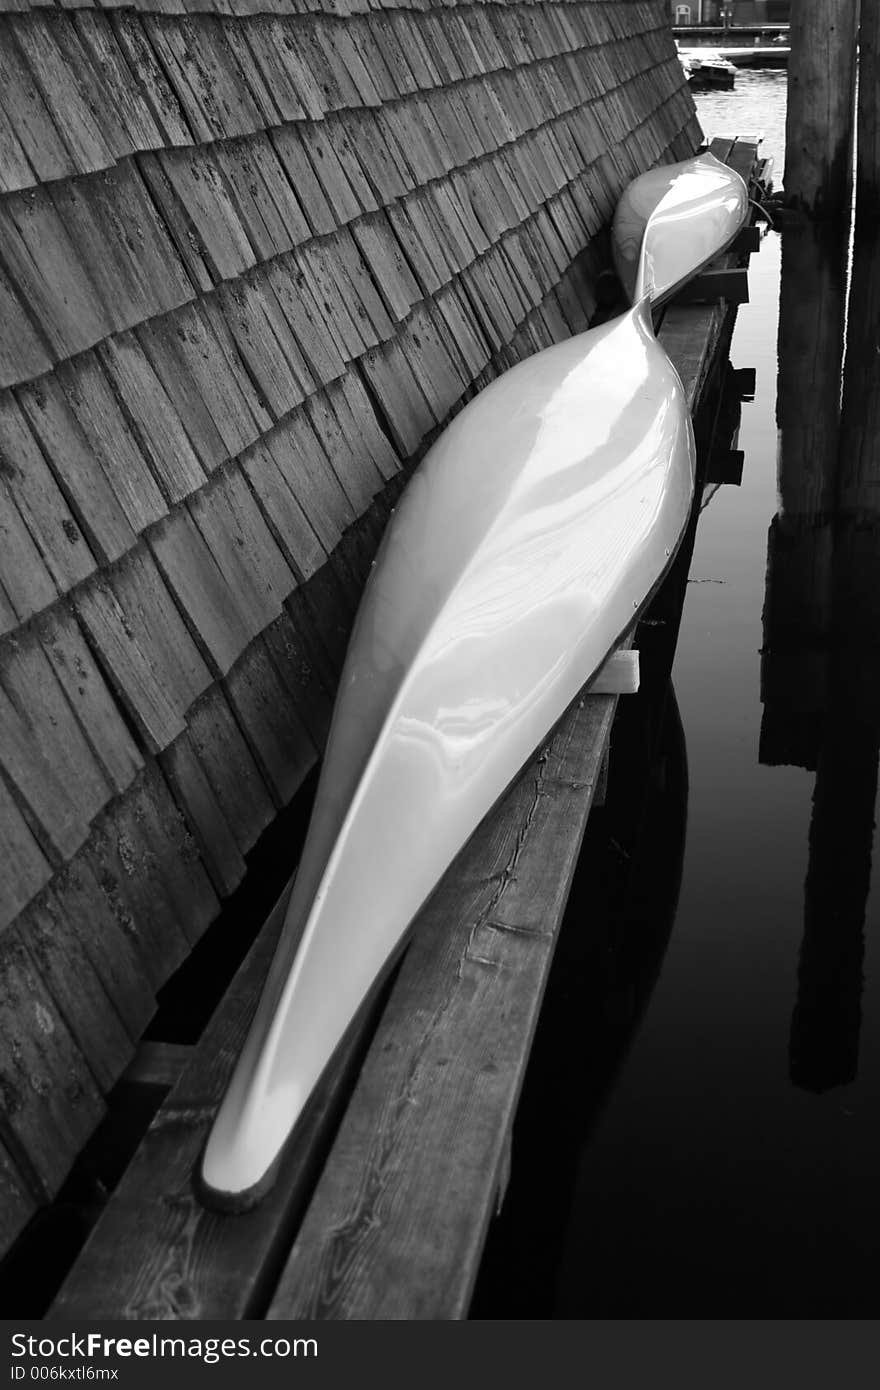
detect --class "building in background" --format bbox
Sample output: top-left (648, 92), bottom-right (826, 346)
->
top-left (672, 2), bottom-right (791, 24)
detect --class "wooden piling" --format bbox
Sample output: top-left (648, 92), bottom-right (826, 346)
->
top-left (785, 0), bottom-right (859, 217)
top-left (858, 0), bottom-right (880, 212)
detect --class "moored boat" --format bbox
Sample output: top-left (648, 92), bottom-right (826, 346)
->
top-left (200, 297), bottom-right (697, 1205)
top-left (200, 150), bottom-right (746, 1206)
top-left (679, 48), bottom-right (737, 90)
top-left (611, 150), bottom-right (749, 307)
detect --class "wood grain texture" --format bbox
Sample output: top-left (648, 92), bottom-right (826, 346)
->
top-left (50, 885), bottom-right (364, 1320)
top-left (0, 0), bottom-right (699, 1255)
top-left (266, 683), bottom-right (621, 1320)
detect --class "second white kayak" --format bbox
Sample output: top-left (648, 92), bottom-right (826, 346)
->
top-left (612, 150), bottom-right (749, 306)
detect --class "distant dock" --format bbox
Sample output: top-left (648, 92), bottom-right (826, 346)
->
top-left (675, 25), bottom-right (790, 66)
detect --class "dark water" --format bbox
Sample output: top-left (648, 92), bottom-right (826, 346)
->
top-left (475, 71), bottom-right (880, 1317)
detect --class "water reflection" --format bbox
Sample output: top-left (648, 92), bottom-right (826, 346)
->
top-left (471, 481), bottom-right (698, 1316)
top-left (767, 222), bottom-right (880, 1091)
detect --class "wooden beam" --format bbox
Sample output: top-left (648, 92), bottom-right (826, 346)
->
top-left (785, 0), bottom-right (858, 217)
top-left (588, 648), bottom-right (639, 696)
top-left (265, 677), bottom-right (622, 1321)
top-left (675, 266), bottom-right (749, 305)
top-left (731, 225), bottom-right (761, 254)
top-left (858, 0), bottom-right (880, 212)
top-left (122, 1042), bottom-right (194, 1090)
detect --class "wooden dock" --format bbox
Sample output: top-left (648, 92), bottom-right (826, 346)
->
top-left (47, 137), bottom-right (765, 1323)
top-left (0, 2), bottom-right (702, 1274)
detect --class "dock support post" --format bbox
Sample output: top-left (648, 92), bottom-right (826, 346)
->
top-left (760, 223), bottom-right (849, 769)
top-left (858, 0), bottom-right (880, 212)
top-left (784, 0), bottom-right (859, 217)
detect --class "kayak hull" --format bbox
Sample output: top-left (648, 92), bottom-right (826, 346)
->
top-left (201, 297), bottom-right (696, 1204)
top-left (612, 150), bottom-right (749, 306)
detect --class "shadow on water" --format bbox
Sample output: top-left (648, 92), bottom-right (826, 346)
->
top-left (471, 377), bottom-right (714, 1315)
top-left (478, 104), bottom-right (880, 1314)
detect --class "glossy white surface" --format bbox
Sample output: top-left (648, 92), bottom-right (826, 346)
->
top-left (612, 151), bottom-right (749, 305)
top-left (201, 299), bottom-right (696, 1201)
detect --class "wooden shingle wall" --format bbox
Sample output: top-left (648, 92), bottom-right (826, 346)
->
top-left (0, 0), bottom-right (700, 1258)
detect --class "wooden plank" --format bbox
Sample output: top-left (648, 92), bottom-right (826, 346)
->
top-left (0, 773), bottom-right (52, 932)
top-left (56, 353), bottom-right (169, 534)
top-left (266, 411), bottom-right (356, 552)
top-left (76, 545), bottom-right (213, 755)
top-left (147, 506), bottom-right (252, 677)
top-left (110, 13), bottom-right (193, 148)
top-left (88, 765), bottom-right (216, 966)
top-left (15, 376), bottom-right (136, 566)
top-left (267, 682), bottom-right (620, 1320)
top-left (0, 391), bottom-right (97, 591)
top-left (122, 1042), bottom-right (194, 1091)
top-left (0, 652), bottom-right (103, 865)
top-left (48, 860), bottom-right (156, 1042)
top-left (49, 885), bottom-right (341, 1320)
top-left (189, 467), bottom-right (296, 637)
top-left (198, 295), bottom-right (273, 438)
top-left (269, 19), bottom-right (327, 121)
top-left (0, 265), bottom-right (53, 390)
top-left (303, 390), bottom-right (384, 514)
top-left (336, 371), bottom-right (402, 484)
top-left (214, 279), bottom-right (306, 422)
top-left (297, 122), bottom-right (366, 225)
top-left (10, 14), bottom-right (121, 175)
top-left (0, 189), bottom-right (109, 361)
top-left (241, 19), bottom-right (308, 124)
top-left (213, 138), bottom-right (289, 262)
top-left (658, 303), bottom-right (727, 414)
top-left (264, 257), bottom-right (347, 390)
top-left (157, 147), bottom-right (255, 282)
top-left (0, 1137), bottom-right (38, 1258)
top-left (159, 730), bottom-right (246, 898)
top-left (97, 332), bottom-right (206, 505)
top-left (72, 12), bottom-right (163, 151)
top-left (20, 890), bottom-right (134, 1096)
top-left (269, 126), bottom-right (337, 237)
top-left (588, 648), bottom-right (640, 696)
top-left (675, 266), bottom-right (750, 305)
top-left (221, 21), bottom-right (283, 127)
top-left (224, 637), bottom-right (316, 808)
top-left (342, 111), bottom-right (410, 204)
top-left (53, 159), bottom-right (192, 324)
top-left (157, 303), bottom-right (260, 461)
top-left (137, 153), bottom-right (215, 295)
top-left (293, 240), bottom-right (374, 360)
top-left (732, 225), bottom-right (762, 254)
top-left (186, 686), bottom-right (276, 856)
top-left (239, 438), bottom-right (327, 582)
top-left (247, 135), bottom-right (312, 246)
top-left (261, 605), bottom-right (335, 751)
top-left (140, 17), bottom-right (216, 145)
top-left (0, 922), bottom-right (105, 1200)
top-left (0, 32), bottom-right (76, 184)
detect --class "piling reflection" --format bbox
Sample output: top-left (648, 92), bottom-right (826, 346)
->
top-left (766, 219), bottom-right (880, 1092)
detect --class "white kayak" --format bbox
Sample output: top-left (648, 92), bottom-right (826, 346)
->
top-left (200, 296), bottom-right (697, 1205)
top-left (612, 150), bottom-right (749, 306)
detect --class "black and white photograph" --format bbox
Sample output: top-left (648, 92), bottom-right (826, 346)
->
top-left (0, 0), bottom-right (876, 1356)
